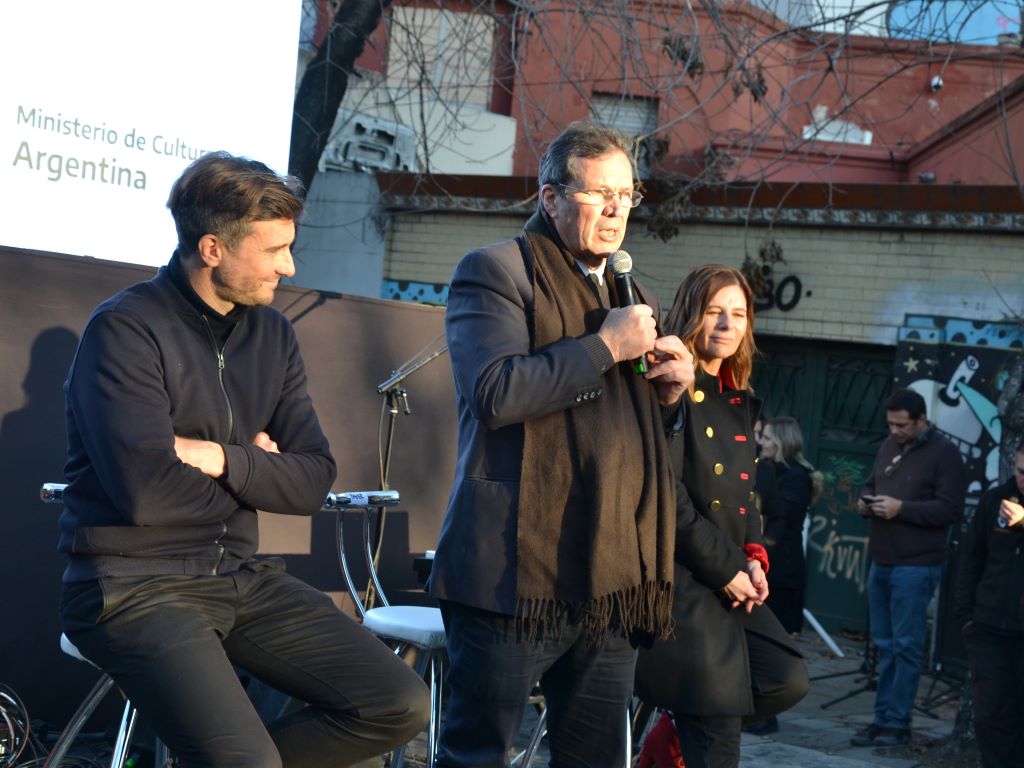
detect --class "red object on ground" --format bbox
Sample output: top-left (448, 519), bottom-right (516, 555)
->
top-left (637, 712), bottom-right (686, 768)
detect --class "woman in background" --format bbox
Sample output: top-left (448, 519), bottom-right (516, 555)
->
top-left (758, 416), bottom-right (823, 636)
top-left (635, 265), bottom-right (808, 768)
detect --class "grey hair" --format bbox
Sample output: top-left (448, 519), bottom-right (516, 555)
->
top-left (537, 121), bottom-right (636, 190)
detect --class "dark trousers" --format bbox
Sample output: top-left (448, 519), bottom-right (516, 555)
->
top-left (436, 600), bottom-right (637, 768)
top-left (963, 623), bottom-right (1024, 768)
top-left (60, 559), bottom-right (431, 768)
top-left (673, 629), bottom-right (809, 768)
top-left (765, 586), bottom-right (804, 635)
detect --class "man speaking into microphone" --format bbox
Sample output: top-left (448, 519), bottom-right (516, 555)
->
top-left (429, 121), bottom-right (694, 767)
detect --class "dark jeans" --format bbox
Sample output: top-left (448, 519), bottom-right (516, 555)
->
top-left (673, 715), bottom-right (741, 768)
top-left (60, 559), bottom-right (431, 768)
top-left (673, 628), bottom-right (809, 768)
top-left (436, 600), bottom-right (637, 768)
top-left (963, 623), bottom-right (1024, 768)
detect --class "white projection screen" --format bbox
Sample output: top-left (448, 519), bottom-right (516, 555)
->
top-left (0, 1), bottom-right (302, 267)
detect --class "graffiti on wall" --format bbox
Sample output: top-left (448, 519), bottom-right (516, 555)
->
top-left (381, 279), bottom-right (449, 306)
top-left (896, 315), bottom-right (1024, 497)
top-left (808, 454), bottom-right (871, 594)
top-left (752, 274), bottom-right (805, 313)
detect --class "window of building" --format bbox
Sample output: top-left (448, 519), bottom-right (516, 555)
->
top-left (386, 6), bottom-right (497, 110)
top-left (589, 93), bottom-right (660, 177)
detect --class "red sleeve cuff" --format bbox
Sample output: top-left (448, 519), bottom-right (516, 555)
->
top-left (744, 543), bottom-right (770, 574)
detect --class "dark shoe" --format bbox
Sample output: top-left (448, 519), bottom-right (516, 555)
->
top-left (873, 728), bottom-right (911, 747)
top-left (850, 723), bottom-right (883, 746)
top-left (742, 717), bottom-right (779, 735)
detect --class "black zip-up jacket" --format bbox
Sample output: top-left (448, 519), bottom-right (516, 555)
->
top-left (954, 478), bottom-right (1024, 636)
top-left (59, 253), bottom-right (336, 582)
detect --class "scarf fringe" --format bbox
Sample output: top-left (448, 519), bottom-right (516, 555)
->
top-left (515, 580), bottom-right (674, 647)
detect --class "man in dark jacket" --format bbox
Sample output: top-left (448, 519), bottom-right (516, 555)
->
top-left (429, 122), bottom-right (695, 767)
top-left (59, 152), bottom-right (429, 768)
top-left (955, 441), bottom-right (1024, 768)
top-left (850, 388), bottom-right (966, 748)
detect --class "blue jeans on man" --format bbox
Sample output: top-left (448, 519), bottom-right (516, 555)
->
top-left (867, 562), bottom-right (942, 731)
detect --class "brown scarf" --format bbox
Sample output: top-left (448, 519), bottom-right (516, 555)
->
top-left (514, 211), bottom-right (675, 646)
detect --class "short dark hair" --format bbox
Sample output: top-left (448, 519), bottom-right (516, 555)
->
top-left (167, 151), bottom-right (304, 256)
top-left (538, 121), bottom-right (636, 190)
top-left (885, 387), bottom-right (927, 420)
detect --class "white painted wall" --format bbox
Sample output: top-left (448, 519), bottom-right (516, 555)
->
top-left (290, 170), bottom-right (386, 298)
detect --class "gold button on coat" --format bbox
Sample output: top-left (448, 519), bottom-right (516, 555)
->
top-left (694, 390), bottom-right (705, 403)
top-left (709, 500), bottom-right (721, 511)
top-left (713, 463), bottom-right (724, 475)
top-left (705, 426), bottom-right (714, 438)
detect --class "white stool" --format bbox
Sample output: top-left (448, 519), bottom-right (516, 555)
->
top-left (335, 494), bottom-right (447, 768)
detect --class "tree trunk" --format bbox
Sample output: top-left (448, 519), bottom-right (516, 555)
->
top-left (289, 0), bottom-right (392, 190)
top-left (997, 352), bottom-right (1024, 484)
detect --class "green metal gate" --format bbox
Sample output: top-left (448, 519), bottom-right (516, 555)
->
top-left (752, 336), bottom-right (894, 634)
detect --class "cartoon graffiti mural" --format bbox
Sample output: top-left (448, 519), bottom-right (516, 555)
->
top-left (896, 315), bottom-right (1024, 498)
top-left (801, 315), bottom-right (1022, 633)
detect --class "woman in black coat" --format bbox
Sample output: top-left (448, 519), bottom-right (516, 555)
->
top-left (635, 265), bottom-right (809, 768)
top-left (758, 416), bottom-right (823, 636)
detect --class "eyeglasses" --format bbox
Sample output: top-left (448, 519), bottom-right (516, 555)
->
top-left (883, 454), bottom-right (902, 477)
top-left (559, 184), bottom-right (643, 208)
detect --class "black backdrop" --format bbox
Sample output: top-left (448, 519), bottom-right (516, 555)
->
top-left (0, 245), bottom-right (456, 727)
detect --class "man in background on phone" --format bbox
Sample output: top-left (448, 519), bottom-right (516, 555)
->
top-left (954, 441), bottom-right (1024, 768)
top-left (850, 388), bottom-right (966, 748)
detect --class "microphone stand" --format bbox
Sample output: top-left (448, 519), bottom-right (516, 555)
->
top-left (376, 342), bottom-right (449, 489)
top-left (363, 337), bottom-right (448, 609)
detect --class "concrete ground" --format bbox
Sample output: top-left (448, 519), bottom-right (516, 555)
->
top-left (737, 631), bottom-right (962, 768)
top-left (388, 630), bottom-right (968, 768)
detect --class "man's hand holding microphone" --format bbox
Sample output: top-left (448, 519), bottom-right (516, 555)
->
top-left (596, 250), bottom-right (694, 406)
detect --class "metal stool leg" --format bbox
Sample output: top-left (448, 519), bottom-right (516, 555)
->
top-left (42, 673), bottom-right (166, 768)
top-left (43, 675), bottom-right (117, 768)
top-left (390, 648), bottom-right (432, 768)
top-left (624, 706), bottom-right (632, 767)
top-left (515, 707), bottom-right (547, 768)
top-left (427, 652), bottom-right (443, 768)
top-left (108, 698), bottom-right (139, 768)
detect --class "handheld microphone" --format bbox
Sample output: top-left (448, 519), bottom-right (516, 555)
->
top-left (609, 250), bottom-right (648, 374)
